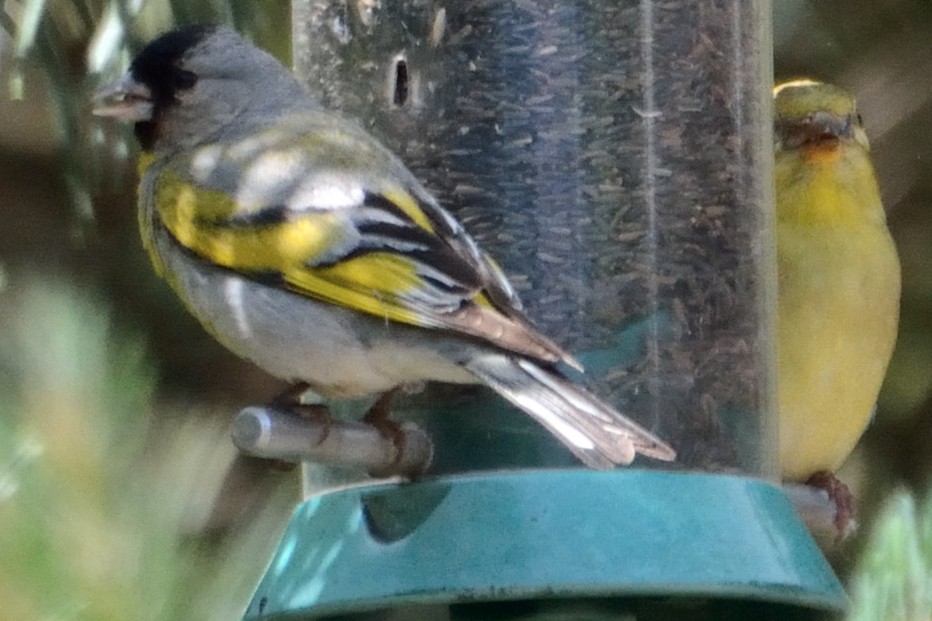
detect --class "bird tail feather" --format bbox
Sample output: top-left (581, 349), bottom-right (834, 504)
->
top-left (464, 355), bottom-right (676, 469)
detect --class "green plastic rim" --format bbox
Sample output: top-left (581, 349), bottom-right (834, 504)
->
top-left (242, 470), bottom-right (846, 619)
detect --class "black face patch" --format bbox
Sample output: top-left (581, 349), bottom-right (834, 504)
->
top-left (129, 24), bottom-right (215, 149)
top-left (130, 24), bottom-right (213, 106)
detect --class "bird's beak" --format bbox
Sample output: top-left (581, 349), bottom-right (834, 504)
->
top-left (804, 110), bottom-right (854, 140)
top-left (777, 111), bottom-right (854, 150)
top-left (92, 73), bottom-right (154, 122)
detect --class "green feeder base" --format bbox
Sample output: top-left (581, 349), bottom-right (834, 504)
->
top-left (242, 470), bottom-right (846, 620)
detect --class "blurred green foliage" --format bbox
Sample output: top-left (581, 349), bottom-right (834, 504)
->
top-left (1, 3), bottom-right (296, 618)
top-left (0, 278), bottom-right (293, 620)
top-left (848, 490), bottom-right (932, 621)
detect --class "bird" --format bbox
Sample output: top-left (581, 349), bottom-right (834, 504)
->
top-left (774, 79), bottom-right (900, 524)
top-left (92, 24), bottom-right (675, 470)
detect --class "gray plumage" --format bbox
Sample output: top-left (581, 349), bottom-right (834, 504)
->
top-left (93, 25), bottom-right (676, 468)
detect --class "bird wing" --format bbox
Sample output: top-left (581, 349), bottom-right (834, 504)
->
top-left (149, 125), bottom-right (577, 367)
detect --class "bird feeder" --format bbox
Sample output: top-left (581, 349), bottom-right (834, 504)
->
top-left (239, 1), bottom-right (847, 618)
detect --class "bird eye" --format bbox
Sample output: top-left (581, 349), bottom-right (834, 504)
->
top-left (174, 69), bottom-right (198, 90)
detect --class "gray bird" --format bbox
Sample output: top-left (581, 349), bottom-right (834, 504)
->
top-left (93, 24), bottom-right (675, 469)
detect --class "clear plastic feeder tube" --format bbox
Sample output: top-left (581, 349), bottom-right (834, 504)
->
top-left (292, 1), bottom-right (776, 478)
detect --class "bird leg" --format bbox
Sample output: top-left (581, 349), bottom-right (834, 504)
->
top-left (271, 381), bottom-right (311, 406)
top-left (806, 470), bottom-right (857, 538)
top-left (363, 388), bottom-right (402, 435)
top-left (270, 381), bottom-right (331, 433)
top-left (362, 389), bottom-right (414, 474)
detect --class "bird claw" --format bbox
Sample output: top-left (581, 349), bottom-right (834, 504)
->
top-left (271, 381), bottom-right (312, 406)
top-left (362, 390), bottom-right (428, 478)
top-left (806, 470), bottom-right (858, 540)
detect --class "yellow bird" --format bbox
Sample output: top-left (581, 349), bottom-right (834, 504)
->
top-left (774, 80), bottom-right (900, 493)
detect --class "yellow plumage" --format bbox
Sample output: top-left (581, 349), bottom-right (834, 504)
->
top-left (775, 80), bottom-right (900, 481)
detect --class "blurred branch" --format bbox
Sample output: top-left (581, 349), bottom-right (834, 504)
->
top-left (1, 0), bottom-right (290, 232)
top-left (0, 9), bottom-right (15, 36)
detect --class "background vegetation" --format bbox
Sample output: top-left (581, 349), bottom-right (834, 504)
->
top-left (1, 1), bottom-right (930, 618)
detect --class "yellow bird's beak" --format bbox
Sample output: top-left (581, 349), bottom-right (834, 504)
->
top-left (92, 73), bottom-right (154, 122)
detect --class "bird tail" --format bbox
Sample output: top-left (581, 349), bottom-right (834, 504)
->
top-left (463, 355), bottom-right (676, 469)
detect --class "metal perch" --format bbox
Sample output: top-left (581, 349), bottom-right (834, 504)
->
top-left (231, 405), bottom-right (434, 477)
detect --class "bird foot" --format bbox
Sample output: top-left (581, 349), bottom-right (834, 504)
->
top-left (362, 390), bottom-right (424, 478)
top-left (806, 470), bottom-right (858, 539)
top-left (271, 381), bottom-right (312, 407)
top-left (363, 389), bottom-right (398, 426)
top-left (363, 390), bottom-right (404, 450)
top-left (239, 383), bottom-right (331, 471)
top-left (269, 381), bottom-right (331, 433)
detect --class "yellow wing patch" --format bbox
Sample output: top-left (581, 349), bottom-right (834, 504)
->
top-left (153, 171), bottom-right (438, 329)
top-left (285, 252), bottom-right (430, 327)
top-left (138, 152), bottom-right (158, 177)
top-left (154, 171), bottom-right (343, 271)
top-left (382, 186), bottom-right (435, 234)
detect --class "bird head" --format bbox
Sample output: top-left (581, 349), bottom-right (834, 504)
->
top-left (773, 79), bottom-right (870, 160)
top-left (92, 25), bottom-right (310, 154)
